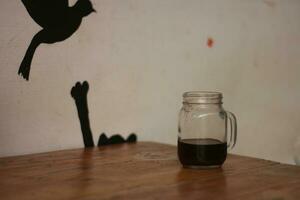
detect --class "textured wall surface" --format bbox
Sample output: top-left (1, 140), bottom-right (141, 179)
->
top-left (0, 0), bottom-right (300, 164)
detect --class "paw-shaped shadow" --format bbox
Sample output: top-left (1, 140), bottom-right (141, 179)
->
top-left (71, 81), bottom-right (89, 101)
top-left (98, 133), bottom-right (137, 146)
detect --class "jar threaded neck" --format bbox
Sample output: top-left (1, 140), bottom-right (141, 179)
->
top-left (183, 91), bottom-right (223, 104)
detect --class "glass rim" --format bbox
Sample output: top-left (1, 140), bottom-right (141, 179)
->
top-left (183, 91), bottom-right (222, 98)
top-left (183, 91), bottom-right (223, 104)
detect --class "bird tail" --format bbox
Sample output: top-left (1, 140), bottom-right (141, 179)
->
top-left (18, 32), bottom-right (41, 81)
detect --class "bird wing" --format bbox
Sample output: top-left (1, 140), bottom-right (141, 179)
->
top-left (21, 0), bottom-right (69, 28)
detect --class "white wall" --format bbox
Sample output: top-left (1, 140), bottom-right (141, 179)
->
top-left (0, 0), bottom-right (300, 164)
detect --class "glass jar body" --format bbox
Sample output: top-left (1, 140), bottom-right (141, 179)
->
top-left (178, 103), bottom-right (227, 167)
top-left (177, 92), bottom-right (237, 168)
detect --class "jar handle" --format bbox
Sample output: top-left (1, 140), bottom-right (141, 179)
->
top-left (226, 111), bottom-right (237, 150)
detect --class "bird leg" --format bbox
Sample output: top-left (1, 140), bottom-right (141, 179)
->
top-left (18, 31), bottom-right (43, 81)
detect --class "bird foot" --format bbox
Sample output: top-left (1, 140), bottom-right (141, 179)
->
top-left (18, 64), bottom-right (30, 81)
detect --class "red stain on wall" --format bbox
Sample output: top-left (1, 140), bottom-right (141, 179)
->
top-left (207, 37), bottom-right (214, 48)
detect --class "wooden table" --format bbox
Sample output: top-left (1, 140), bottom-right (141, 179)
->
top-left (1, 142), bottom-right (300, 200)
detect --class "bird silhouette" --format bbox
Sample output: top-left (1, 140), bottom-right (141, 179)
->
top-left (18, 0), bottom-right (95, 81)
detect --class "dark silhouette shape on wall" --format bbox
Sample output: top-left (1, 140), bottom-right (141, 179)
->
top-left (71, 81), bottom-right (94, 147)
top-left (71, 81), bottom-right (137, 147)
top-left (98, 133), bottom-right (137, 146)
top-left (19, 0), bottom-right (96, 80)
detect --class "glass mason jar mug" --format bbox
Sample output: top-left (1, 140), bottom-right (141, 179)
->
top-left (178, 91), bottom-right (237, 168)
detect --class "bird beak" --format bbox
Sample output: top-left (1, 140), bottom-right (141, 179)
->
top-left (92, 8), bottom-right (97, 13)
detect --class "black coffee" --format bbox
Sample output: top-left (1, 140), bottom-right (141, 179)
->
top-left (178, 138), bottom-right (227, 167)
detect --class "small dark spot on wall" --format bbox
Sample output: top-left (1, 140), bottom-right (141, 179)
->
top-left (207, 37), bottom-right (214, 48)
top-left (7, 34), bottom-right (18, 46)
top-left (263, 0), bottom-right (276, 8)
top-left (184, 52), bottom-right (192, 61)
top-left (253, 59), bottom-right (259, 69)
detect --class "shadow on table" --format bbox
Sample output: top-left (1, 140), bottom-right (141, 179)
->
top-left (70, 149), bottom-right (94, 199)
top-left (176, 168), bottom-right (227, 198)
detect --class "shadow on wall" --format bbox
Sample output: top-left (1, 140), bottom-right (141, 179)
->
top-left (71, 81), bottom-right (137, 147)
top-left (18, 0), bottom-right (96, 81)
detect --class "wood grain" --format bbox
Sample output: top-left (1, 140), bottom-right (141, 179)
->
top-left (0, 142), bottom-right (300, 200)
